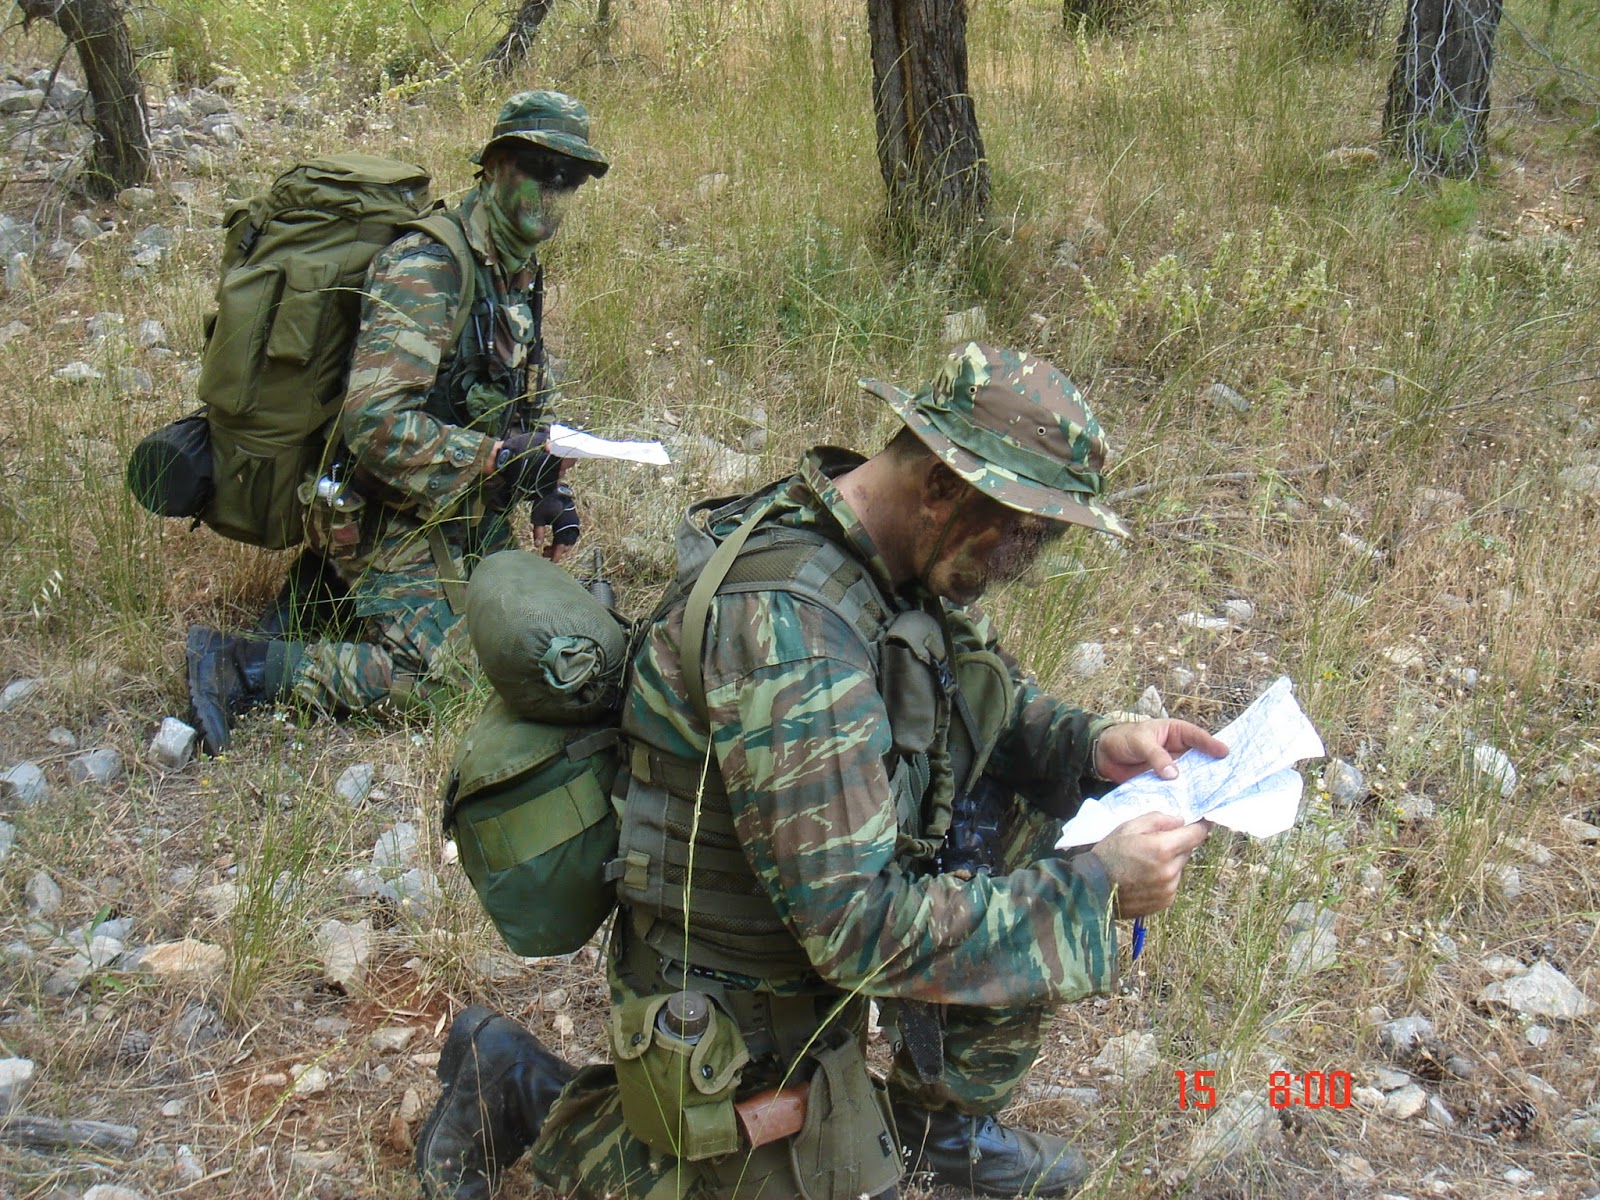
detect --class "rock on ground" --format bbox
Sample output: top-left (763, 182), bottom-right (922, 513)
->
top-left (335, 763), bottom-right (376, 805)
top-left (0, 1057), bottom-right (35, 1114)
top-left (1091, 1030), bottom-right (1161, 1079)
top-left (1186, 1093), bottom-right (1278, 1167)
top-left (135, 938), bottom-right (228, 987)
top-left (316, 918), bottom-right (373, 992)
top-left (1478, 960), bottom-right (1594, 1020)
top-left (2, 761), bottom-right (50, 805)
top-left (149, 718), bottom-right (198, 768)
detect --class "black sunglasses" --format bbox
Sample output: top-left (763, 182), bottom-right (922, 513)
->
top-left (512, 152), bottom-right (588, 192)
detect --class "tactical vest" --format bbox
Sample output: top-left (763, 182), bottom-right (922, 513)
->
top-left (611, 488), bottom-right (1015, 1003)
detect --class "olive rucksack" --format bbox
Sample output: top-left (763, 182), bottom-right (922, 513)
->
top-left (127, 154), bottom-right (476, 549)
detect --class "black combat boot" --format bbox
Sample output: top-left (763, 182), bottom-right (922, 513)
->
top-left (893, 1102), bottom-right (1087, 1198)
top-left (185, 626), bottom-right (274, 756)
top-left (415, 1006), bottom-right (576, 1200)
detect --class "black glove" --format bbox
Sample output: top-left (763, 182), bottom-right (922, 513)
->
top-left (483, 428), bottom-right (561, 511)
top-left (530, 482), bottom-right (581, 554)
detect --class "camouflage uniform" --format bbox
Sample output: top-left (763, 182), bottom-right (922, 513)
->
top-left (531, 437), bottom-right (1122, 1198)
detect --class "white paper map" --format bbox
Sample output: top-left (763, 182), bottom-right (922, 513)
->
top-left (1056, 676), bottom-right (1325, 848)
top-left (547, 423), bottom-right (671, 465)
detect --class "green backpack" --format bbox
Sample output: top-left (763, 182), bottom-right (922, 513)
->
top-left (127, 154), bottom-right (476, 549)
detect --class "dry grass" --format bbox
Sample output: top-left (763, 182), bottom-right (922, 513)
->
top-left (1, 0), bottom-right (1599, 1197)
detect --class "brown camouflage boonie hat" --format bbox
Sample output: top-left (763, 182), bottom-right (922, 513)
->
top-left (861, 342), bottom-right (1130, 538)
top-left (472, 90), bottom-right (610, 176)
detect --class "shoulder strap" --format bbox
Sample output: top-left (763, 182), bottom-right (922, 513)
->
top-left (406, 212), bottom-right (479, 350)
top-left (678, 503), bottom-right (887, 723)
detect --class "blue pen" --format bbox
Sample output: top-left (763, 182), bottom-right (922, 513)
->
top-left (1130, 917), bottom-right (1147, 961)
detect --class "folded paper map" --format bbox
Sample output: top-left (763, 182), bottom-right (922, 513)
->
top-left (547, 423), bottom-right (671, 465)
top-left (1056, 676), bottom-right (1325, 848)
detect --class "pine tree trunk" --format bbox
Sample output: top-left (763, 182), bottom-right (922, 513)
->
top-left (18, 0), bottom-right (149, 198)
top-left (1383, 0), bottom-right (1504, 179)
top-left (867, 0), bottom-right (990, 232)
top-left (483, 0), bottom-right (555, 75)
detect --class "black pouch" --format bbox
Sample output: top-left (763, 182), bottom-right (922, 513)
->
top-left (789, 1033), bottom-right (901, 1200)
top-left (126, 413), bottom-right (214, 518)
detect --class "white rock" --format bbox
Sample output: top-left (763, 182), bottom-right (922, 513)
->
top-left (134, 319), bottom-right (168, 349)
top-left (1490, 863), bottom-right (1523, 899)
top-left (1444, 665), bottom-right (1479, 690)
top-left (69, 748), bottom-right (124, 786)
top-left (1177, 612), bottom-right (1230, 633)
top-left (1504, 835), bottom-right (1551, 866)
top-left (1351, 1086), bottom-right (1385, 1111)
top-left (175, 1144), bottom-right (205, 1184)
top-left (1480, 961), bottom-right (1594, 1020)
top-left (1186, 1093), bottom-right (1277, 1165)
top-left (200, 882), bottom-right (239, 919)
top-left (335, 763), bottom-right (375, 805)
top-left (1090, 1030), bottom-right (1161, 1079)
top-left (316, 918), bottom-right (372, 992)
top-left (1134, 685), bottom-right (1167, 720)
top-left (1205, 382), bottom-right (1251, 414)
top-left (373, 822), bottom-right (418, 871)
top-left (1218, 598), bottom-right (1254, 625)
top-left (1065, 642), bottom-right (1108, 677)
top-left (137, 938), bottom-right (228, 986)
top-left (1377, 1013), bottom-right (1435, 1054)
top-left (1287, 928), bottom-right (1339, 976)
top-left (52, 360), bottom-right (103, 383)
top-left (1503, 1167), bottom-right (1535, 1186)
top-left (1380, 643), bottom-right (1426, 671)
top-left (1560, 817), bottom-right (1600, 843)
top-left (1168, 666), bottom-right (1196, 690)
top-left (116, 187), bottom-right (157, 209)
top-left (693, 171), bottom-right (730, 200)
top-left (83, 1188), bottom-right (150, 1200)
top-left (290, 1149), bottom-right (345, 1172)
top-left (0, 677), bottom-right (43, 711)
top-left (0, 820), bottom-right (12, 865)
top-left (161, 1098), bottom-right (184, 1117)
top-left (1471, 743), bottom-right (1517, 797)
top-left (1322, 758), bottom-right (1365, 807)
top-left (1526, 1024), bottom-right (1552, 1047)
top-left (1371, 1067), bottom-right (1411, 1091)
top-left (369, 1026), bottom-right (418, 1054)
top-left (290, 1064), bottom-right (331, 1096)
top-left (942, 306), bottom-right (988, 344)
top-left (1384, 1083), bottom-right (1428, 1119)
top-left (25, 871), bottom-right (62, 917)
top-left (1480, 954), bottom-right (1527, 979)
top-left (1, 762), bottom-right (49, 805)
top-left (1339, 532), bottom-right (1384, 560)
top-left (400, 1087), bottom-right (424, 1122)
top-left (46, 726), bottom-right (76, 748)
top-left (149, 718), bottom-right (198, 768)
top-left (1395, 793), bottom-right (1435, 823)
top-left (1426, 1094), bottom-right (1455, 1126)
top-left (0, 1057), bottom-right (36, 1114)
top-left (71, 935), bottom-right (124, 970)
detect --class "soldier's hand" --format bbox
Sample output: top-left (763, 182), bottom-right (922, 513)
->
top-left (1091, 811), bottom-right (1211, 919)
top-left (530, 482), bottom-right (580, 563)
top-left (484, 429), bottom-right (561, 511)
top-left (1093, 719), bottom-right (1228, 784)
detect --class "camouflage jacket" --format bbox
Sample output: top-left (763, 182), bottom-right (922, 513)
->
top-left (341, 196), bottom-right (542, 528)
top-left (620, 448), bottom-right (1119, 1010)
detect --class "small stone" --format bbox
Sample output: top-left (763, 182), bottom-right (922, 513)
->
top-left (1168, 666), bottom-right (1196, 690)
top-left (149, 718), bottom-right (198, 768)
top-left (1445, 665), bottom-right (1479, 690)
top-left (1378, 1014), bottom-right (1435, 1055)
top-left (942, 306), bottom-right (988, 344)
top-left (114, 366), bottom-right (154, 396)
top-left (369, 1026), bottom-right (418, 1054)
top-left (1471, 743), bottom-right (1517, 797)
top-left (316, 918), bottom-right (372, 992)
top-left (0, 821), bottom-right (12, 866)
top-left (0, 1057), bottom-right (36, 1114)
top-left (1381, 643), bottom-right (1426, 671)
top-left (1090, 1030), bottom-right (1161, 1079)
top-left (290, 1064), bottom-right (331, 1096)
top-left (399, 1087), bottom-right (424, 1122)
top-left (1065, 642), bottom-right (1108, 677)
top-left (175, 1144), bottom-right (204, 1184)
top-left (116, 187), bottom-right (158, 209)
top-left (1352, 1085), bottom-right (1385, 1110)
top-left (335, 763), bottom-right (376, 805)
top-left (199, 882), bottom-right (239, 919)
top-left (133, 320), bottom-right (168, 349)
top-left (0, 319), bottom-right (29, 346)
top-left (1323, 758), bottom-right (1366, 807)
top-left (70, 213), bottom-right (102, 240)
top-left (45, 726), bottom-right (77, 748)
top-left (1426, 1095), bottom-right (1455, 1126)
top-left (1218, 598), bottom-right (1254, 625)
top-left (1480, 954), bottom-right (1526, 978)
top-left (1186, 1093), bottom-right (1277, 1165)
top-left (693, 171), bottom-right (730, 200)
top-left (1371, 1067), bottom-right (1411, 1091)
top-left (173, 1002), bottom-right (224, 1049)
top-left (1503, 1168), bottom-right (1535, 1187)
top-left (1504, 835), bottom-right (1551, 866)
top-left (69, 748), bottom-right (124, 786)
top-left (1395, 793), bottom-right (1435, 823)
top-left (1323, 145), bottom-right (1380, 169)
top-left (1339, 532), bottom-right (1384, 559)
top-left (1479, 960), bottom-right (1594, 1020)
top-left (25, 871), bottom-right (62, 917)
top-left (1490, 863), bottom-right (1523, 899)
top-left (1177, 612), bottom-right (1230, 633)
top-left (290, 1149), bottom-right (345, 1173)
top-left (84, 1188), bottom-right (151, 1200)
top-left (1560, 817), bottom-right (1600, 843)
top-left (52, 360), bottom-right (102, 383)
top-left (391, 868), bottom-right (442, 920)
top-left (1, 761), bottom-right (49, 805)
top-left (1384, 1083), bottom-right (1428, 1119)
top-left (373, 822), bottom-right (418, 871)
top-left (311, 1016), bottom-right (352, 1038)
top-left (0, 677), bottom-right (43, 711)
top-left (1287, 927), bottom-right (1338, 974)
top-left (1134, 685), bottom-right (1167, 720)
top-left (1206, 382), bottom-right (1250, 413)
top-left (1525, 1024), bottom-right (1551, 1047)
top-left (137, 938), bottom-right (227, 986)
top-left (86, 311), bottom-right (126, 342)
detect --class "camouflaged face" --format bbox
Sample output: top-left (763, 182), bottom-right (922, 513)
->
top-left (473, 89), bottom-right (610, 175)
top-left (862, 342), bottom-right (1130, 538)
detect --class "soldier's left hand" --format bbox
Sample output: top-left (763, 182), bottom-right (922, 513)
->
top-left (1094, 719), bottom-right (1228, 784)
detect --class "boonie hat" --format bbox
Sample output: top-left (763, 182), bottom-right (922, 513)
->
top-left (472, 90), bottom-right (610, 176)
top-left (861, 342), bottom-right (1129, 538)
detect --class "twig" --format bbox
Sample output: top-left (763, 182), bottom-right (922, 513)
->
top-left (0, 1115), bottom-right (139, 1154)
top-left (1107, 462), bottom-right (1332, 505)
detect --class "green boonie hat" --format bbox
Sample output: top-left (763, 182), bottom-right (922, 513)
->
top-left (861, 342), bottom-right (1130, 538)
top-left (472, 89), bottom-right (610, 177)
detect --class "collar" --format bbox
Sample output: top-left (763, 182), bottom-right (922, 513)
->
top-left (797, 447), bottom-right (906, 604)
top-left (460, 190), bottom-right (536, 288)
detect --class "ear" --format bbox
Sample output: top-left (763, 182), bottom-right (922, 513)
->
top-left (919, 461), bottom-right (970, 523)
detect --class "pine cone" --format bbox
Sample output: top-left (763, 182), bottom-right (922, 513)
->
top-left (117, 1029), bottom-right (154, 1062)
top-left (1484, 1100), bottom-right (1537, 1140)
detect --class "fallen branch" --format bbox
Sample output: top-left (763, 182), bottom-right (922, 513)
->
top-left (1107, 462), bottom-right (1333, 505)
top-left (0, 1115), bottom-right (139, 1154)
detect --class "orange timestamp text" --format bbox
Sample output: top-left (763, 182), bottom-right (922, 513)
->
top-left (1174, 1069), bottom-right (1355, 1110)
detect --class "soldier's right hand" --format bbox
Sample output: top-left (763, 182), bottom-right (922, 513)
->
top-left (484, 428), bottom-right (561, 510)
top-left (1090, 811), bottom-right (1211, 919)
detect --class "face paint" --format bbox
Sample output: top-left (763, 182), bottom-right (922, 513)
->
top-left (492, 170), bottom-right (562, 242)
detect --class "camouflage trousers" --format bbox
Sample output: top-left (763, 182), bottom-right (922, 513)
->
top-left (529, 793), bottom-right (1067, 1200)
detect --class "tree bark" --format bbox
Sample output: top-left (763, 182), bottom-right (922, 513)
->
top-left (483, 0), bottom-right (555, 75)
top-left (1383, 0), bottom-right (1504, 179)
top-left (17, 0), bottom-right (150, 198)
top-left (866, 0), bottom-right (990, 233)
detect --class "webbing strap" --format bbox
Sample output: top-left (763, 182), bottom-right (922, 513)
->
top-left (461, 770), bottom-right (610, 874)
top-left (680, 500), bottom-right (778, 722)
top-left (426, 523), bottom-right (470, 616)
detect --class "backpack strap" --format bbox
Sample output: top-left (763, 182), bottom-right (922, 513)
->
top-left (405, 211), bottom-right (480, 353)
top-left (680, 500), bottom-right (776, 722)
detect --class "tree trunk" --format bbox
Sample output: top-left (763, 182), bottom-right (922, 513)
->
top-left (1383, 0), bottom-right (1504, 179)
top-left (483, 0), bottom-right (555, 75)
top-left (17, 0), bottom-right (149, 198)
top-left (867, 0), bottom-right (990, 234)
